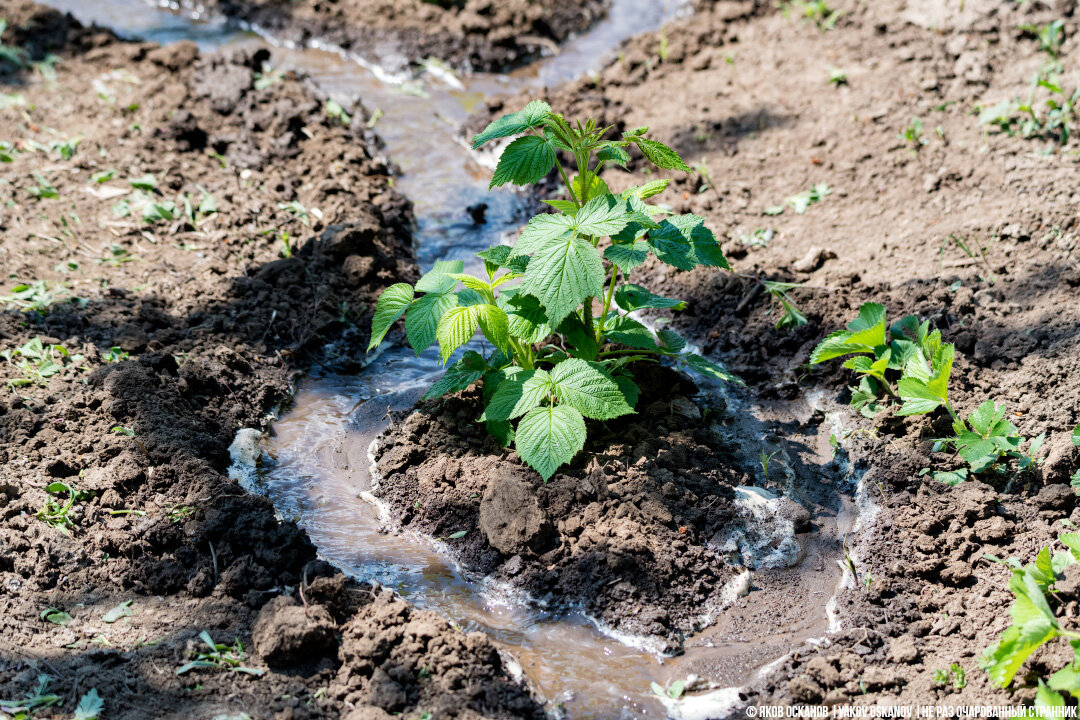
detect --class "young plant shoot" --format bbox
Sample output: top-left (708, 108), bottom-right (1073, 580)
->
top-left (368, 101), bottom-right (734, 480)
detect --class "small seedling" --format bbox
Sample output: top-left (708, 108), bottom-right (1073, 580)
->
top-left (3, 338), bottom-right (82, 387)
top-left (761, 280), bottom-right (808, 329)
top-left (1020, 19), bottom-right (1065, 59)
top-left (782, 0), bottom-right (843, 30)
top-left (0, 674), bottom-right (61, 717)
top-left (99, 243), bottom-right (137, 266)
top-left (89, 168), bottom-right (116, 183)
top-left (73, 689), bottom-right (103, 720)
top-left (765, 183), bottom-right (831, 215)
top-left (811, 304), bottom-right (1041, 481)
top-left (900, 118), bottom-right (928, 150)
top-left (26, 173), bottom-right (58, 199)
top-left (978, 65), bottom-right (1078, 146)
top-left (650, 678), bottom-right (686, 700)
top-left (369, 101), bottom-right (736, 480)
top-left (35, 481), bottom-right (91, 535)
top-left (104, 346), bottom-right (129, 363)
top-left (828, 67), bottom-right (847, 86)
top-left (102, 600), bottom-right (133, 623)
top-left (278, 200), bottom-right (312, 227)
top-left (982, 535), bottom-right (1080, 702)
top-left (176, 631), bottom-right (264, 676)
top-left (167, 504), bottom-right (196, 522)
top-left (253, 67), bottom-right (284, 90)
top-left (0, 281), bottom-right (69, 314)
top-left (40, 607), bottom-right (73, 625)
top-left (325, 98), bottom-right (351, 127)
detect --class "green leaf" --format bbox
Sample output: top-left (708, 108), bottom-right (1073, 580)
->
top-left (614, 284), bottom-right (686, 312)
top-left (476, 304), bottom-right (511, 355)
top-left (597, 144), bottom-right (630, 168)
top-left (657, 328), bottom-right (687, 353)
top-left (102, 600), bottom-right (133, 623)
top-left (622, 179), bottom-right (670, 200)
top-left (416, 260), bottom-right (464, 294)
top-left (1072, 424), bottom-right (1080, 447)
top-left (631, 136), bottom-right (691, 172)
top-left (514, 404), bottom-right (587, 480)
top-left (680, 353), bottom-right (741, 384)
top-left (896, 377), bottom-right (944, 415)
top-left (558, 315), bottom-right (599, 361)
top-left (128, 173), bottom-right (157, 191)
top-left (472, 100), bottom-right (551, 149)
top-left (500, 290), bottom-right (551, 344)
top-left (549, 358), bottom-right (633, 420)
top-left (647, 215), bottom-right (728, 270)
top-left (481, 369), bottom-right (552, 421)
top-left (512, 213), bottom-right (575, 257)
top-left (604, 240), bottom-right (650, 274)
top-left (368, 283), bottom-right (415, 351)
top-left (405, 291), bottom-right (458, 355)
top-left (422, 351), bottom-right (487, 401)
top-left (603, 315), bottom-right (657, 350)
top-left (487, 419), bottom-right (515, 447)
top-left (41, 607), bottom-right (73, 625)
top-left (810, 303), bottom-right (888, 364)
top-left (614, 375), bottom-right (641, 408)
top-left (74, 689), bottom-right (104, 720)
top-left (543, 199), bottom-right (580, 214)
top-left (491, 135), bottom-right (557, 189)
top-left (436, 306), bottom-right (479, 363)
top-left (521, 234), bottom-right (604, 327)
top-left (571, 194), bottom-right (634, 238)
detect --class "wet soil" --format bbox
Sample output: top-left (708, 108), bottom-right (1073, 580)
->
top-left (372, 366), bottom-right (767, 655)
top-left (184, 0), bottom-right (609, 73)
top-left (464, 0), bottom-right (1080, 708)
top-left (0, 3), bottom-right (541, 718)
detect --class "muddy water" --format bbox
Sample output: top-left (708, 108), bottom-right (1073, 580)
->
top-left (48, 1), bottom-right (860, 716)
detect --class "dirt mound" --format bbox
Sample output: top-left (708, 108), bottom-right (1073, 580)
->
top-left (0, 4), bottom-right (538, 717)
top-left (372, 365), bottom-right (799, 653)
top-left (187, 0), bottom-right (608, 72)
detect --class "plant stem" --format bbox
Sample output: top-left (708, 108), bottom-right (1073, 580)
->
top-left (595, 266), bottom-right (619, 343)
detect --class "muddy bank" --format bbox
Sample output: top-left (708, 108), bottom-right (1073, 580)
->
top-left (460, 0), bottom-right (1080, 708)
top-left (0, 4), bottom-right (540, 717)
top-left (183, 0), bottom-right (608, 72)
top-left (372, 365), bottom-right (825, 654)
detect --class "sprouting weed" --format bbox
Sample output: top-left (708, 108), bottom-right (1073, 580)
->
top-left (764, 183), bottom-right (831, 216)
top-left (167, 505), bottom-right (196, 523)
top-left (781, 0), bottom-right (843, 31)
top-left (813, 304), bottom-right (1043, 482)
top-left (900, 118), bottom-right (928, 150)
top-left (0, 674), bottom-right (61, 716)
top-left (99, 243), bottom-right (137, 266)
top-left (176, 631), bottom-right (264, 677)
top-left (828, 67), bottom-right (848, 86)
top-left (25, 173), bottom-right (58, 199)
top-left (0, 18), bottom-right (30, 69)
top-left (1020, 19), bottom-right (1065, 59)
top-left (650, 678), bottom-right (686, 700)
top-left (982, 536), bottom-right (1080, 702)
top-left (35, 481), bottom-right (92, 536)
top-left (3, 337), bottom-right (83, 387)
top-left (278, 200), bottom-right (312, 228)
top-left (978, 65), bottom-right (1078, 146)
top-left (369, 101), bottom-right (736, 480)
top-left (325, 98), bottom-right (352, 127)
top-left (104, 347), bottom-right (129, 363)
top-left (0, 281), bottom-right (70, 315)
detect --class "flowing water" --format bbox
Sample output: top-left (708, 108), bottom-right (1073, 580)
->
top-left (43, 2), bottom-right (864, 716)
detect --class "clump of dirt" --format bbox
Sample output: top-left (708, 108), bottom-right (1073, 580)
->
top-left (373, 364), bottom-right (811, 653)
top-left (462, 0), bottom-right (1080, 706)
top-left (0, 3), bottom-right (539, 718)
top-left (185, 0), bottom-right (608, 72)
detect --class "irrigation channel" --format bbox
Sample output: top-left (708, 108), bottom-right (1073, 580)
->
top-left (45, 1), bottom-right (871, 716)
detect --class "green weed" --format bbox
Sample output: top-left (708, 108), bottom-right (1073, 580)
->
top-left (900, 118), bottom-right (928, 150)
top-left (781, 0), bottom-right (843, 31)
top-left (828, 67), bottom-right (848, 86)
top-left (0, 18), bottom-right (29, 69)
top-left (25, 173), bottom-right (58, 199)
top-left (3, 338), bottom-right (83, 387)
top-left (176, 631), bottom-right (264, 677)
top-left (982, 536), bottom-right (1080, 704)
top-left (369, 101), bottom-right (735, 480)
top-left (35, 481), bottom-right (91, 535)
top-left (978, 65), bottom-right (1078, 146)
top-left (325, 98), bottom-right (351, 127)
top-left (811, 303), bottom-right (1041, 482)
top-left (0, 281), bottom-right (70, 314)
top-left (764, 183), bottom-right (831, 216)
top-left (650, 678), bottom-right (686, 700)
top-left (0, 674), bottom-right (61, 718)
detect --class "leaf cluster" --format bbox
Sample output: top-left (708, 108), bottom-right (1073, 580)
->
top-left (982, 536), bottom-right (1080, 709)
top-left (35, 481), bottom-right (92, 536)
top-left (979, 65), bottom-right (1079, 146)
top-left (369, 101), bottom-right (735, 479)
top-left (3, 337), bottom-right (84, 388)
top-left (811, 303), bottom-right (1040, 482)
top-left (176, 631), bottom-right (264, 676)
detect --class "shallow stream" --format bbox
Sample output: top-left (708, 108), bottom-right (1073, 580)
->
top-left (44, 2), bottom-right (863, 716)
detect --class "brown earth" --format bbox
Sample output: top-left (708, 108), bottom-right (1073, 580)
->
top-left (372, 364), bottom-right (822, 654)
top-left (0, 3), bottom-right (541, 718)
top-left (458, 0), bottom-right (1080, 709)
top-left (180, 0), bottom-right (609, 73)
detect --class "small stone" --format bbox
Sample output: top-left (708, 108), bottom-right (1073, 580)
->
top-left (973, 516), bottom-right (1010, 543)
top-left (479, 470), bottom-right (557, 555)
top-left (670, 396), bottom-right (701, 420)
top-left (1035, 484), bottom-right (1075, 512)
